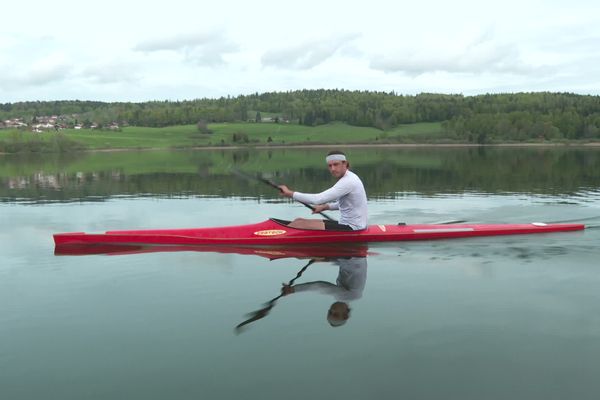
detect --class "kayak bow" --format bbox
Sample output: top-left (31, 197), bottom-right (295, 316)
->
top-left (53, 218), bottom-right (585, 247)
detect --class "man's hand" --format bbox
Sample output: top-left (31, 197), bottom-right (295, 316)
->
top-left (311, 204), bottom-right (330, 214)
top-left (278, 185), bottom-right (294, 198)
top-left (281, 284), bottom-right (295, 295)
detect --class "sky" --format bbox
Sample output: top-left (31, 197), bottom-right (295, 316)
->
top-left (1, 0), bottom-right (599, 103)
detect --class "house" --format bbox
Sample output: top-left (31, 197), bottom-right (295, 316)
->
top-left (32, 123), bottom-right (55, 131)
top-left (3, 118), bottom-right (27, 128)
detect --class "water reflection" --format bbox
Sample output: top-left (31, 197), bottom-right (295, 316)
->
top-left (53, 243), bottom-right (369, 259)
top-left (53, 242), bottom-right (370, 332)
top-left (284, 256), bottom-right (367, 327)
top-left (3, 147), bottom-right (600, 203)
top-left (235, 258), bottom-right (315, 331)
top-left (237, 254), bottom-right (368, 332)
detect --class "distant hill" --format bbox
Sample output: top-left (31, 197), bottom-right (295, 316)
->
top-left (2, 90), bottom-right (600, 142)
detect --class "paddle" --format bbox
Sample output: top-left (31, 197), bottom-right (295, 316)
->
top-left (232, 169), bottom-right (336, 221)
top-left (235, 259), bottom-right (315, 333)
top-left (436, 219), bottom-right (467, 225)
top-left (397, 219), bottom-right (467, 226)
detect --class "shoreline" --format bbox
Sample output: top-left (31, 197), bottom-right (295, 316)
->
top-left (2, 141), bottom-right (600, 155)
top-left (52, 141), bottom-right (600, 152)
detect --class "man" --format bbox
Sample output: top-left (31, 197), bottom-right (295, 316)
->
top-left (278, 150), bottom-right (368, 230)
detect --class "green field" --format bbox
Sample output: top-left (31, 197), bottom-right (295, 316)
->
top-left (0, 122), bottom-right (444, 152)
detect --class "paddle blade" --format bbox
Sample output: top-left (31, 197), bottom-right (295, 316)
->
top-left (234, 303), bottom-right (276, 334)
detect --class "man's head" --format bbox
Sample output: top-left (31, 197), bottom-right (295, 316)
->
top-left (326, 301), bottom-right (351, 327)
top-left (326, 150), bottom-right (349, 179)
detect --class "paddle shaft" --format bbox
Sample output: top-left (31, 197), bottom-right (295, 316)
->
top-left (259, 177), bottom-right (336, 221)
top-left (232, 169), bottom-right (336, 222)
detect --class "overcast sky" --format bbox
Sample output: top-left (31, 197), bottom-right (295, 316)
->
top-left (1, 0), bottom-right (599, 103)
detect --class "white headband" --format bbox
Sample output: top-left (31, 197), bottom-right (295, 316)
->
top-left (326, 154), bottom-right (346, 163)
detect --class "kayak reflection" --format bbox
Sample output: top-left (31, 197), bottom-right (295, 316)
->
top-left (54, 242), bottom-right (369, 260)
top-left (236, 253), bottom-right (368, 333)
top-left (54, 242), bottom-right (369, 332)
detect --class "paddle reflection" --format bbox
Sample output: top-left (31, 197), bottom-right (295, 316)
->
top-left (235, 248), bottom-right (368, 333)
top-left (283, 256), bottom-right (367, 327)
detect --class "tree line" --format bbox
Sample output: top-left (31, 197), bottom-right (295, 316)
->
top-left (2, 90), bottom-right (600, 141)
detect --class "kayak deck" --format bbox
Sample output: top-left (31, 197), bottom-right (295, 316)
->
top-left (53, 218), bottom-right (585, 247)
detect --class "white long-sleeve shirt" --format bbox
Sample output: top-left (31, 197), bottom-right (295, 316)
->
top-left (292, 170), bottom-right (368, 230)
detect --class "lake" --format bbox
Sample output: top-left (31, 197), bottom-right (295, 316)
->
top-left (1, 146), bottom-right (600, 400)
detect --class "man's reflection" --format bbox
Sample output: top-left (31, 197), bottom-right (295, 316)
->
top-left (280, 256), bottom-right (367, 327)
top-left (236, 254), bottom-right (368, 332)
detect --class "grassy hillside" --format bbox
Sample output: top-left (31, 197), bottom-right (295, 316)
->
top-left (0, 122), bottom-right (444, 152)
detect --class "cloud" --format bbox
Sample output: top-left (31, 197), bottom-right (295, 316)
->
top-left (538, 33), bottom-right (600, 61)
top-left (261, 33), bottom-right (361, 70)
top-left (0, 35), bottom-right (73, 91)
top-left (370, 31), bottom-right (540, 76)
top-left (24, 59), bottom-right (72, 86)
top-left (0, 52), bottom-right (71, 90)
top-left (134, 31), bottom-right (218, 52)
top-left (82, 62), bottom-right (141, 84)
top-left (134, 30), bottom-right (239, 67)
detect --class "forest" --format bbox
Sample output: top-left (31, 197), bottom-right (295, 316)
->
top-left (2, 90), bottom-right (600, 142)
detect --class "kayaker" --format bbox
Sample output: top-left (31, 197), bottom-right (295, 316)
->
top-left (278, 150), bottom-right (368, 230)
top-left (280, 256), bottom-right (367, 327)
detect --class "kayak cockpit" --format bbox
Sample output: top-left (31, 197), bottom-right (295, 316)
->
top-left (268, 217), bottom-right (357, 232)
top-left (270, 218), bottom-right (292, 227)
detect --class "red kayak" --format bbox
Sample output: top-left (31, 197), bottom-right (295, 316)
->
top-left (53, 218), bottom-right (584, 247)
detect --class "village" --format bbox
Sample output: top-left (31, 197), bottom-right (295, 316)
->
top-left (0, 115), bottom-right (121, 132)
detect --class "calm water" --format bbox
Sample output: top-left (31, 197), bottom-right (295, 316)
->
top-left (1, 147), bottom-right (600, 400)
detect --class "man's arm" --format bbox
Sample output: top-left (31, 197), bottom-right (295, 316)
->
top-left (292, 179), bottom-right (352, 205)
top-left (282, 281), bottom-right (343, 296)
top-left (311, 203), bottom-right (330, 213)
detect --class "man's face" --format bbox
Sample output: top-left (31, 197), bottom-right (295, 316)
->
top-left (327, 160), bottom-right (348, 179)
